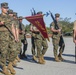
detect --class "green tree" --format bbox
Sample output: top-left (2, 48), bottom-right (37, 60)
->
top-left (59, 17), bottom-right (73, 35)
top-left (25, 24), bottom-right (30, 33)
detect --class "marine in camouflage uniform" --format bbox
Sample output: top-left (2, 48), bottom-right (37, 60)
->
top-left (18, 16), bottom-right (27, 59)
top-left (8, 10), bottom-right (20, 66)
top-left (33, 11), bottom-right (48, 64)
top-left (30, 24), bottom-right (38, 61)
top-left (35, 29), bottom-right (48, 64)
top-left (50, 13), bottom-right (65, 62)
top-left (0, 2), bottom-right (16, 75)
top-left (13, 12), bottom-right (21, 63)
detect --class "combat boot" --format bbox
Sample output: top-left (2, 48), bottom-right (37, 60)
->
top-left (33, 56), bottom-right (38, 62)
top-left (58, 53), bottom-right (64, 61)
top-left (12, 59), bottom-right (17, 67)
top-left (55, 56), bottom-right (61, 62)
top-left (7, 62), bottom-right (16, 74)
top-left (41, 55), bottom-right (46, 64)
top-left (20, 54), bottom-right (24, 59)
top-left (22, 54), bottom-right (27, 59)
top-left (2, 66), bottom-right (12, 75)
top-left (16, 55), bottom-right (20, 62)
top-left (38, 56), bottom-right (45, 64)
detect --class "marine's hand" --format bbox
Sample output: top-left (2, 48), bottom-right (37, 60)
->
top-left (0, 21), bottom-right (5, 25)
top-left (14, 38), bottom-right (18, 42)
top-left (57, 29), bottom-right (61, 33)
top-left (17, 38), bottom-right (19, 42)
top-left (73, 39), bottom-right (76, 44)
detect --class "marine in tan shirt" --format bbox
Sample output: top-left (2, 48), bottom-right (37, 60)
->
top-left (73, 20), bottom-right (76, 43)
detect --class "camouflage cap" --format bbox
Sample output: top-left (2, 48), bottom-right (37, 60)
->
top-left (55, 13), bottom-right (60, 17)
top-left (13, 12), bottom-right (17, 17)
top-left (18, 16), bottom-right (23, 20)
top-left (37, 11), bottom-right (43, 14)
top-left (8, 9), bottom-right (13, 14)
top-left (1, 2), bottom-right (9, 8)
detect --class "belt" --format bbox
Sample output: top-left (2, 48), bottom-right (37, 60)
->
top-left (33, 32), bottom-right (40, 34)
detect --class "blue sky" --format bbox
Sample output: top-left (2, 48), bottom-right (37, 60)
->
top-left (0, 0), bottom-right (76, 27)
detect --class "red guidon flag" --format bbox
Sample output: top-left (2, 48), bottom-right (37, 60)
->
top-left (25, 14), bottom-right (50, 41)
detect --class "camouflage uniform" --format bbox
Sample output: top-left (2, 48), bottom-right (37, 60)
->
top-left (29, 11), bottom-right (48, 64)
top-left (32, 25), bottom-right (48, 64)
top-left (13, 17), bottom-right (20, 55)
top-left (50, 22), bottom-right (62, 56)
top-left (18, 16), bottom-right (26, 58)
top-left (36, 11), bottom-right (48, 58)
top-left (35, 33), bottom-right (48, 57)
top-left (50, 13), bottom-right (65, 61)
top-left (19, 23), bottom-right (25, 41)
top-left (34, 30), bottom-right (48, 64)
top-left (7, 9), bottom-right (17, 62)
top-left (10, 12), bottom-right (21, 65)
top-left (30, 24), bottom-right (36, 56)
top-left (0, 24), bottom-right (9, 67)
top-left (19, 23), bottom-right (25, 52)
top-left (0, 2), bottom-right (16, 75)
top-left (0, 13), bottom-right (17, 62)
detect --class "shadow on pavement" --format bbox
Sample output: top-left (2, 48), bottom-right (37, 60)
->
top-left (62, 54), bottom-right (75, 57)
top-left (44, 56), bottom-right (55, 61)
top-left (63, 59), bottom-right (76, 64)
top-left (44, 56), bottom-right (76, 64)
top-left (19, 54), bottom-right (76, 64)
top-left (62, 54), bottom-right (76, 64)
top-left (20, 55), bottom-right (38, 64)
top-left (14, 66), bottom-right (24, 70)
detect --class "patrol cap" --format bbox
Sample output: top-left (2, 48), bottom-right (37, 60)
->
top-left (8, 9), bottom-right (13, 14)
top-left (18, 16), bottom-right (23, 20)
top-left (37, 11), bottom-right (43, 14)
top-left (55, 13), bottom-right (60, 17)
top-left (13, 12), bottom-right (17, 17)
top-left (1, 2), bottom-right (9, 8)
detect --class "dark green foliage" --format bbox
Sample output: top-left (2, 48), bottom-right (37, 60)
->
top-left (25, 24), bottom-right (30, 33)
top-left (59, 17), bottom-right (73, 36)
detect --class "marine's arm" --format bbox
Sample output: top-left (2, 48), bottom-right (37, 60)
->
top-left (50, 22), bottom-right (61, 33)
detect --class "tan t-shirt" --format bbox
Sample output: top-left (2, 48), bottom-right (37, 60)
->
top-left (73, 20), bottom-right (76, 30)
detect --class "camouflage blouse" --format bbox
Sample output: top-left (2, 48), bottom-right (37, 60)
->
top-left (50, 21), bottom-right (62, 38)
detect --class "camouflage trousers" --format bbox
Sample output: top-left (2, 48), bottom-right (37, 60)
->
top-left (19, 34), bottom-right (24, 55)
top-left (13, 34), bottom-right (23, 57)
top-left (0, 31), bottom-right (17, 67)
top-left (52, 36), bottom-right (65, 57)
top-left (15, 40), bottom-right (21, 54)
top-left (7, 36), bottom-right (17, 62)
top-left (35, 37), bottom-right (48, 57)
top-left (31, 36), bottom-right (36, 56)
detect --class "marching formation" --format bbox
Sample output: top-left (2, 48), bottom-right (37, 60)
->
top-left (0, 2), bottom-right (76, 75)
top-left (0, 2), bottom-right (27, 75)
